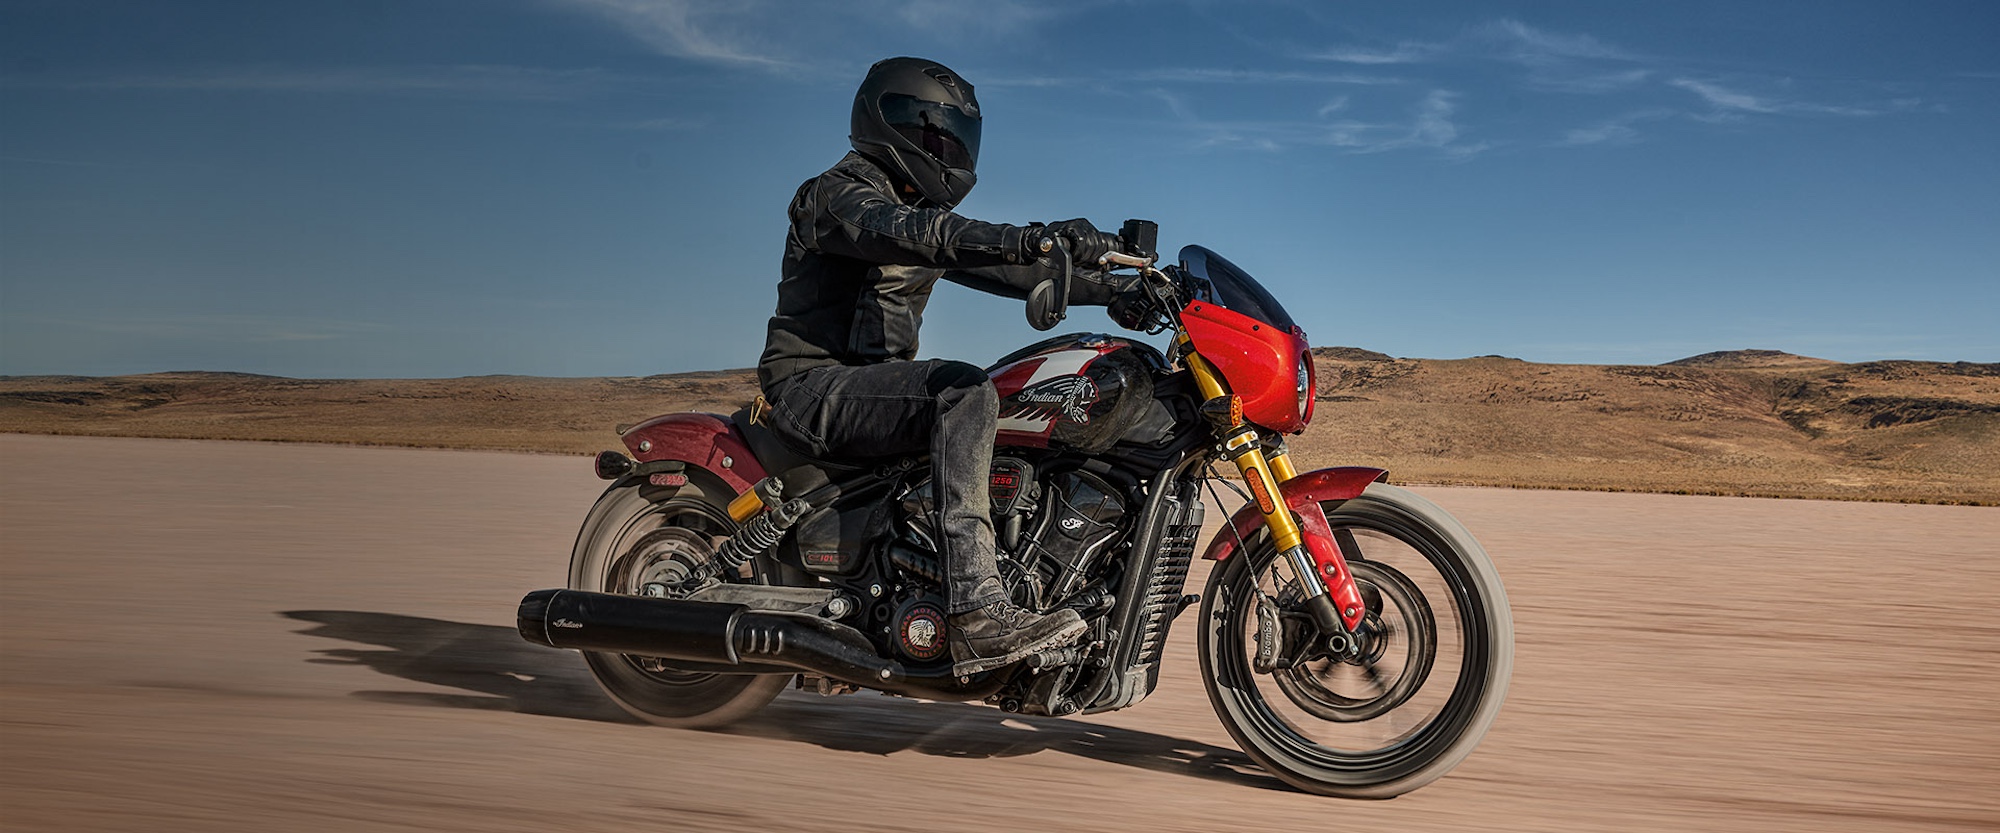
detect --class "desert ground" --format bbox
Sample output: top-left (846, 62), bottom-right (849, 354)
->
top-left (3, 433), bottom-right (1995, 831)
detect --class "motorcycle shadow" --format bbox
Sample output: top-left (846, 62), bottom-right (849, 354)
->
top-left (738, 695), bottom-right (1280, 791)
top-left (283, 609), bottom-right (639, 724)
top-left (283, 610), bottom-right (1284, 792)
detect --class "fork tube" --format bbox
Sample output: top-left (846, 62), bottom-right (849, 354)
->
top-left (1266, 436), bottom-right (1301, 483)
top-left (1186, 338), bottom-right (1349, 638)
top-left (1184, 343), bottom-right (1302, 547)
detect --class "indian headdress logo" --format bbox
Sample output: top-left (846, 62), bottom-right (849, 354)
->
top-left (1006, 375), bottom-right (1099, 425)
top-left (992, 345), bottom-right (1112, 437)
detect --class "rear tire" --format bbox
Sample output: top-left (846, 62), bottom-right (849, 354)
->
top-left (1198, 482), bottom-right (1512, 797)
top-left (569, 476), bottom-right (790, 728)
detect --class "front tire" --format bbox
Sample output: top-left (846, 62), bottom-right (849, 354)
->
top-left (1198, 482), bottom-right (1513, 798)
top-left (569, 476), bottom-right (790, 728)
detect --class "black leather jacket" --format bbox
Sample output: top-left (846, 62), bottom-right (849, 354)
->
top-left (758, 152), bottom-right (1122, 390)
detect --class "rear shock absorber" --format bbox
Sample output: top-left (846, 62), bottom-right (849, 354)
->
top-left (709, 497), bottom-right (814, 576)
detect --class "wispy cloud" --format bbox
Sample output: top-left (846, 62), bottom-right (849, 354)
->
top-left (1532, 67), bottom-right (1653, 94)
top-left (1170, 89), bottom-right (1487, 159)
top-left (1127, 68), bottom-right (1404, 86)
top-left (542, 0), bottom-right (793, 69)
top-left (1305, 18), bottom-right (1930, 152)
top-left (1309, 41), bottom-right (1443, 66)
top-left (1312, 20), bottom-right (1641, 78)
top-left (1670, 78), bottom-right (1781, 114)
top-left (1361, 89), bottom-right (1488, 158)
top-left (1146, 88), bottom-right (1196, 122)
top-left (1557, 108), bottom-right (1676, 146)
top-left (1478, 18), bottom-right (1634, 65)
top-left (1476, 19), bottom-right (1657, 95)
top-left (1309, 19), bottom-right (1656, 101)
top-left (0, 65), bottom-right (637, 100)
top-left (895, 0), bottom-right (1064, 35)
top-left (1670, 77), bottom-right (1923, 118)
top-left (979, 67), bottom-right (1405, 89)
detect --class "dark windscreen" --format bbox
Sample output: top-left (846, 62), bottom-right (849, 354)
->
top-left (1178, 245), bottom-right (1297, 331)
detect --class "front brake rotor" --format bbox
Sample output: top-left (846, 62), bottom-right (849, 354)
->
top-left (1269, 558), bottom-right (1437, 723)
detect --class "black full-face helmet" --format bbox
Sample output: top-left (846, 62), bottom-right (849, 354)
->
top-left (850, 57), bottom-right (981, 209)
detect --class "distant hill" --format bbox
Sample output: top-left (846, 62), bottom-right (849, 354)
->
top-left (5, 351), bottom-right (1997, 505)
top-left (1665, 349), bottom-right (1839, 368)
top-left (1310, 346), bottom-right (1395, 363)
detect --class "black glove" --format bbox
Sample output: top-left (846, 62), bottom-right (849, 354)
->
top-left (1045, 218), bottom-right (1123, 269)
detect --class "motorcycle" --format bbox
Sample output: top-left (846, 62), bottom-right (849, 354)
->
top-left (517, 220), bottom-right (1513, 797)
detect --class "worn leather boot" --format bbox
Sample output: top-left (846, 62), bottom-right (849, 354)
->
top-left (948, 600), bottom-right (1088, 676)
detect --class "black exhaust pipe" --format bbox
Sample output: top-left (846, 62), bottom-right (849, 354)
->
top-left (519, 588), bottom-right (908, 688)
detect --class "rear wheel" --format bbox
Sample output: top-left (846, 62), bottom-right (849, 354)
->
top-left (569, 477), bottom-right (790, 728)
top-left (1198, 482), bottom-right (1512, 797)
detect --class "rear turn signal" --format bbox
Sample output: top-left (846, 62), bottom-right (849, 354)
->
top-left (595, 450), bottom-right (634, 480)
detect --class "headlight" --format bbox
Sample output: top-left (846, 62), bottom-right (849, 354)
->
top-left (1296, 354), bottom-right (1314, 427)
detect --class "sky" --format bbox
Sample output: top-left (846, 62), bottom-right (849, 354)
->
top-left (2, 0), bottom-right (1996, 378)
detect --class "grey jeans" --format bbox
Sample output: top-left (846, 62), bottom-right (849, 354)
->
top-left (763, 359), bottom-right (1006, 613)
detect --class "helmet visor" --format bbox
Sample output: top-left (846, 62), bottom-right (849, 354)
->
top-left (880, 93), bottom-right (981, 171)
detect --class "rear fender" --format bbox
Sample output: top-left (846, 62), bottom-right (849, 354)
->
top-left (618, 413), bottom-right (769, 496)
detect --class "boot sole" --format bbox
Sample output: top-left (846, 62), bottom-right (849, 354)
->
top-left (950, 618), bottom-right (1089, 677)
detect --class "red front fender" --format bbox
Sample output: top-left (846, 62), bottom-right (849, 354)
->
top-left (618, 412), bottom-right (769, 495)
top-left (1202, 466), bottom-right (1388, 563)
top-left (1202, 466), bottom-right (1387, 632)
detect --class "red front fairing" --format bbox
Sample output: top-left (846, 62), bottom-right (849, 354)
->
top-left (619, 412), bottom-right (768, 494)
top-left (1181, 301), bottom-right (1310, 433)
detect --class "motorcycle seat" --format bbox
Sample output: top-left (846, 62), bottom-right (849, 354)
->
top-left (730, 406), bottom-right (865, 498)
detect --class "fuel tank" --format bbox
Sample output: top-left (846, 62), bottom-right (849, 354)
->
top-left (987, 333), bottom-right (1171, 453)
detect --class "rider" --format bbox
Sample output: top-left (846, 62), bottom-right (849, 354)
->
top-left (757, 56), bottom-right (1128, 674)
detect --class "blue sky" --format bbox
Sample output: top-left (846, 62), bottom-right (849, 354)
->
top-left (3, 0), bottom-right (1995, 378)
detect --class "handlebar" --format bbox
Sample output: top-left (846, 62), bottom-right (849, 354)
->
top-left (1032, 218), bottom-right (1177, 334)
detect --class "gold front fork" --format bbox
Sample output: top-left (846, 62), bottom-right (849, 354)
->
top-left (1266, 436), bottom-right (1300, 484)
top-left (1184, 345), bottom-right (1304, 552)
top-left (1185, 338), bottom-right (1349, 640)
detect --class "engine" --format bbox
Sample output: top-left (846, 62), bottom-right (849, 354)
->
top-left (883, 458), bottom-right (1130, 661)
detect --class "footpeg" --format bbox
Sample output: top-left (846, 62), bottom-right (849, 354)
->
top-left (800, 674), bottom-right (859, 696)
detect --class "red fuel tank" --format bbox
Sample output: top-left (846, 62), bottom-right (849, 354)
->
top-left (987, 333), bottom-right (1170, 453)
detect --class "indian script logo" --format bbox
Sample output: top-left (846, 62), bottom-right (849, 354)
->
top-left (1006, 375), bottom-right (1099, 425)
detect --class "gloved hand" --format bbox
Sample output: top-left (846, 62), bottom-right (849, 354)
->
top-left (1045, 218), bottom-right (1123, 269)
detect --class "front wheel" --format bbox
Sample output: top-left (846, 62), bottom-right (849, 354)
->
top-left (569, 476), bottom-right (791, 728)
top-left (1198, 482), bottom-right (1513, 798)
